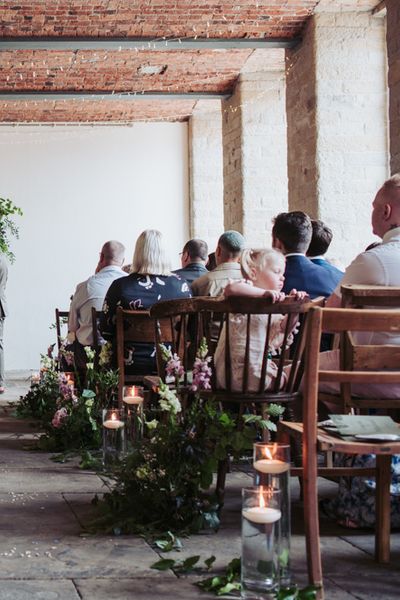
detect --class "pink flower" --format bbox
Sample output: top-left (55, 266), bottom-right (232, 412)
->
top-left (165, 353), bottom-right (185, 380)
top-left (52, 407), bottom-right (68, 428)
top-left (58, 374), bottom-right (75, 401)
top-left (191, 356), bottom-right (212, 391)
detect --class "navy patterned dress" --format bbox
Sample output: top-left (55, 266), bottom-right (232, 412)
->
top-left (100, 273), bottom-right (191, 375)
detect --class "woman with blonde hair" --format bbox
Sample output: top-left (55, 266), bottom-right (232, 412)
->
top-left (100, 229), bottom-right (191, 375)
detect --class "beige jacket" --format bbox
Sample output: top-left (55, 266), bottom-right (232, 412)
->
top-left (191, 262), bottom-right (242, 297)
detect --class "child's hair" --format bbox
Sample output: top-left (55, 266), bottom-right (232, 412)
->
top-left (240, 248), bottom-right (285, 280)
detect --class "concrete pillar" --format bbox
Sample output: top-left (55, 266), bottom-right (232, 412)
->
top-left (286, 11), bottom-right (388, 266)
top-left (386, 0), bottom-right (400, 174)
top-left (188, 100), bottom-right (224, 251)
top-left (222, 66), bottom-right (288, 247)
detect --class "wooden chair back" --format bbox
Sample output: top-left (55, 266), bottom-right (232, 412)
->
top-left (116, 306), bottom-right (173, 406)
top-left (339, 284), bottom-right (400, 412)
top-left (55, 308), bottom-right (69, 354)
top-left (150, 296), bottom-right (206, 384)
top-left (196, 295), bottom-right (317, 404)
top-left (91, 307), bottom-right (102, 370)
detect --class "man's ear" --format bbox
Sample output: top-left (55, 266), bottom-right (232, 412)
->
top-left (383, 203), bottom-right (392, 220)
top-left (215, 245), bottom-right (221, 258)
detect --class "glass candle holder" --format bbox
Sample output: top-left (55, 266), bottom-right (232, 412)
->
top-left (123, 386), bottom-right (144, 447)
top-left (241, 487), bottom-right (282, 598)
top-left (102, 408), bottom-right (126, 467)
top-left (253, 444), bottom-right (291, 587)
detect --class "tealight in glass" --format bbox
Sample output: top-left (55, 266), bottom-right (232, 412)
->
top-left (123, 385), bottom-right (144, 446)
top-left (241, 486), bottom-right (282, 597)
top-left (102, 408), bottom-right (126, 467)
top-left (253, 443), bottom-right (291, 587)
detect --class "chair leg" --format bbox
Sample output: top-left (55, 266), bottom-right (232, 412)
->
top-left (216, 458), bottom-right (229, 506)
top-left (375, 454), bottom-right (391, 563)
top-left (303, 446), bottom-right (323, 589)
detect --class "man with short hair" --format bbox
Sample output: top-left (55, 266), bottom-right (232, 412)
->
top-left (306, 219), bottom-right (344, 278)
top-left (191, 230), bottom-right (245, 296)
top-left (272, 211), bottom-right (340, 298)
top-left (173, 238), bottom-right (208, 285)
top-left (67, 240), bottom-right (127, 367)
top-left (327, 174), bottom-right (400, 311)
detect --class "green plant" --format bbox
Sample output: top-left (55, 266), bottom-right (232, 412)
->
top-left (90, 340), bottom-right (282, 535)
top-left (0, 197), bottom-right (23, 263)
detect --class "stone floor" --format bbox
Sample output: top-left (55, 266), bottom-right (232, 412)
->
top-left (0, 378), bottom-right (399, 600)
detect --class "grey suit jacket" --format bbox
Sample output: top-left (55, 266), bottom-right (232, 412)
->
top-left (0, 255), bottom-right (8, 318)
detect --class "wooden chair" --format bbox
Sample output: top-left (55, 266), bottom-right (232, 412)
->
top-left (195, 295), bottom-right (320, 500)
top-left (149, 296), bottom-right (206, 387)
top-left (116, 306), bottom-right (173, 408)
top-left (279, 306), bottom-right (400, 592)
top-left (91, 307), bottom-right (102, 370)
top-left (55, 308), bottom-right (69, 355)
top-left (319, 284), bottom-right (400, 416)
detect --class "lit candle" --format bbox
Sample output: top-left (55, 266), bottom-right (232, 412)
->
top-left (254, 446), bottom-right (289, 474)
top-left (103, 413), bottom-right (124, 430)
top-left (64, 372), bottom-right (75, 386)
top-left (123, 386), bottom-right (143, 405)
top-left (242, 488), bottom-right (281, 524)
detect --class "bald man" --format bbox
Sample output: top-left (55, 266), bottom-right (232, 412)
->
top-left (327, 174), bottom-right (400, 310)
top-left (66, 240), bottom-right (128, 367)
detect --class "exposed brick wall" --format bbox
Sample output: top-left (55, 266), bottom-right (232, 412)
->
top-left (287, 11), bottom-right (388, 267)
top-left (0, 99), bottom-right (196, 122)
top-left (188, 100), bottom-right (224, 249)
top-left (222, 69), bottom-right (288, 247)
top-left (286, 19), bottom-right (318, 215)
top-left (0, 49), bottom-right (252, 93)
top-left (0, 1), bottom-right (319, 39)
top-left (386, 0), bottom-right (400, 174)
top-left (222, 88), bottom-right (243, 233)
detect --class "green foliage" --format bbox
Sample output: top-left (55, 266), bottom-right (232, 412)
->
top-left (150, 554), bottom-right (215, 574)
top-left (0, 197), bottom-right (23, 263)
top-left (16, 351), bottom-right (119, 456)
top-left (91, 396), bottom-right (268, 535)
top-left (196, 558), bottom-right (318, 598)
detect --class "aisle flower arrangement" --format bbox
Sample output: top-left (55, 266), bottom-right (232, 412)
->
top-left (16, 345), bottom-right (118, 455)
top-left (92, 340), bottom-right (285, 535)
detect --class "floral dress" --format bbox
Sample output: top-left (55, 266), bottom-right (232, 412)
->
top-left (100, 273), bottom-right (191, 375)
top-left (322, 454), bottom-right (400, 528)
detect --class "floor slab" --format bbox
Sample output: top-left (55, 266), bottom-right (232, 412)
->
top-left (0, 579), bottom-right (80, 600)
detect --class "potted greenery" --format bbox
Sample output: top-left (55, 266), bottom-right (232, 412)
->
top-left (0, 197), bottom-right (23, 263)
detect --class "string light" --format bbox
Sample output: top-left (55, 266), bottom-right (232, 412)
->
top-left (1, 2), bottom-right (316, 125)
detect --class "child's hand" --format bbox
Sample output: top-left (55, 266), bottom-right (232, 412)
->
top-left (288, 289), bottom-right (308, 300)
top-left (264, 290), bottom-right (286, 303)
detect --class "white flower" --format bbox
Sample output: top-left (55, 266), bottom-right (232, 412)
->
top-left (158, 383), bottom-right (182, 415)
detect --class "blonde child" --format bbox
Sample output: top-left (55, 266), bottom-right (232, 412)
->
top-left (214, 248), bottom-right (307, 392)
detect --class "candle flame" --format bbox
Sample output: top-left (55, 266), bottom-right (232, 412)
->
top-left (264, 447), bottom-right (273, 460)
top-left (259, 486), bottom-right (265, 508)
top-left (263, 443), bottom-right (278, 460)
top-left (111, 413), bottom-right (116, 421)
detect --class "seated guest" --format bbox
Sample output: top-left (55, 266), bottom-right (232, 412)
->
top-left (191, 230), bottom-right (245, 296)
top-left (100, 229), bottom-right (191, 375)
top-left (66, 240), bottom-right (127, 369)
top-left (272, 211), bottom-right (342, 298)
top-left (206, 251), bottom-right (217, 271)
top-left (215, 248), bottom-right (307, 392)
top-left (306, 219), bottom-right (344, 277)
top-left (320, 174), bottom-right (400, 529)
top-left (173, 238), bottom-right (208, 285)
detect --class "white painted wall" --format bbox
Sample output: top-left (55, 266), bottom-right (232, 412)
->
top-left (0, 123), bottom-right (189, 371)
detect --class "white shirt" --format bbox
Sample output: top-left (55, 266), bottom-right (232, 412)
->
top-left (333, 227), bottom-right (400, 344)
top-left (68, 265), bottom-right (127, 346)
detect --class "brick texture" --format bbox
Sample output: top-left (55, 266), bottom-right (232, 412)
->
top-left (286, 11), bottom-right (388, 266)
top-left (386, 0), bottom-right (400, 174)
top-left (189, 100), bottom-right (224, 248)
top-left (223, 69), bottom-right (288, 246)
top-left (0, 1), bottom-right (318, 39)
top-left (0, 1), bottom-right (319, 122)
